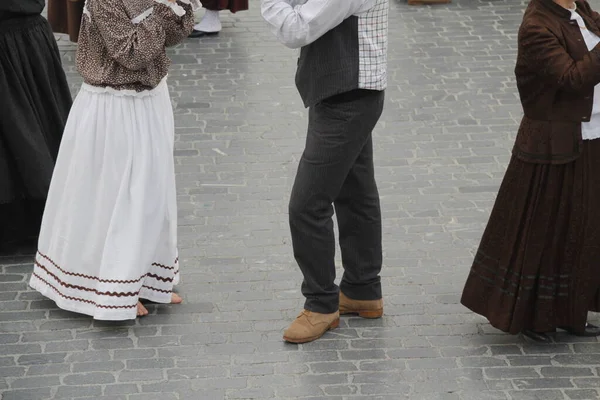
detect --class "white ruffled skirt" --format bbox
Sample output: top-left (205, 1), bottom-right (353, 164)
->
top-left (29, 78), bottom-right (179, 320)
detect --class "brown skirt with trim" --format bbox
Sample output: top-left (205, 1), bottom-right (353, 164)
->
top-left (461, 139), bottom-right (600, 335)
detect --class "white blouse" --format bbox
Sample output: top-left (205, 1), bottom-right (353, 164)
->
top-left (569, 4), bottom-right (600, 140)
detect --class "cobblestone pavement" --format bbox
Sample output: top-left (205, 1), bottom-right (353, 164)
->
top-left (3, 0), bottom-right (600, 399)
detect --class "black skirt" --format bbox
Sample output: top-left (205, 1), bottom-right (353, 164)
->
top-left (0, 15), bottom-right (72, 251)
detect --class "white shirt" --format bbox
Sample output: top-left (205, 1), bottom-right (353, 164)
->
top-left (569, 4), bottom-right (600, 140)
top-left (260, 0), bottom-right (376, 49)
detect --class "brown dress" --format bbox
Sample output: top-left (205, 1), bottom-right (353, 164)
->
top-left (201, 0), bottom-right (248, 12)
top-left (48, 0), bottom-right (247, 42)
top-left (47, 0), bottom-right (85, 42)
top-left (461, 0), bottom-right (600, 335)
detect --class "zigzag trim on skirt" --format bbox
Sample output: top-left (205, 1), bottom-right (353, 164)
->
top-left (151, 258), bottom-right (179, 271)
top-left (142, 285), bottom-right (172, 294)
top-left (35, 260), bottom-right (177, 297)
top-left (32, 272), bottom-right (137, 309)
top-left (35, 261), bottom-right (140, 297)
top-left (36, 251), bottom-right (179, 284)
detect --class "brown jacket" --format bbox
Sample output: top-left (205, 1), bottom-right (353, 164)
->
top-left (513, 0), bottom-right (600, 164)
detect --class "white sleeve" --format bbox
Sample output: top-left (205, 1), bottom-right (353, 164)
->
top-left (261, 0), bottom-right (376, 49)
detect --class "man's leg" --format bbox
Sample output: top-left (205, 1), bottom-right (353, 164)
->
top-left (336, 134), bottom-right (383, 302)
top-left (289, 90), bottom-right (385, 315)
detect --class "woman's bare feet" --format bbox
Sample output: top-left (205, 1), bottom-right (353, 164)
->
top-left (171, 293), bottom-right (183, 304)
top-left (137, 294), bottom-right (181, 317)
top-left (137, 302), bottom-right (149, 317)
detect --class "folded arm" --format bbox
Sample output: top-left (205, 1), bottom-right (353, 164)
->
top-left (260, 0), bottom-right (375, 48)
top-left (519, 22), bottom-right (600, 92)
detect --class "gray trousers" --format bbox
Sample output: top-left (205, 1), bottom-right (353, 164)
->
top-left (289, 89), bottom-right (385, 314)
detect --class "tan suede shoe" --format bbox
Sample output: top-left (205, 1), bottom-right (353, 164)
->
top-left (339, 291), bottom-right (383, 318)
top-left (283, 310), bottom-right (340, 344)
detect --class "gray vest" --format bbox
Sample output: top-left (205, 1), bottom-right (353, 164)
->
top-left (294, 16), bottom-right (360, 108)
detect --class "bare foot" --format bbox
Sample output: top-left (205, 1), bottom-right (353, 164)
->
top-left (137, 302), bottom-right (149, 317)
top-left (171, 293), bottom-right (183, 304)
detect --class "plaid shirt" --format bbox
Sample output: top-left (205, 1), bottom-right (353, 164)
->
top-left (357, 0), bottom-right (388, 90)
top-left (262, 0), bottom-right (388, 92)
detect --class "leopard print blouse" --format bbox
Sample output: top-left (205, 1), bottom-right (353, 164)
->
top-left (76, 0), bottom-right (197, 91)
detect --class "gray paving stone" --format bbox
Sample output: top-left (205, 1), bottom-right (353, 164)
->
top-left (565, 389), bottom-right (600, 399)
top-left (46, 339), bottom-right (90, 352)
top-left (91, 338), bottom-right (135, 350)
top-left (21, 331), bottom-right (73, 343)
top-left (54, 385), bottom-right (103, 399)
top-left (1, 388), bottom-right (53, 400)
top-left (117, 369), bottom-right (164, 383)
top-left (572, 378), bottom-right (600, 389)
top-left (167, 366), bottom-right (228, 380)
top-left (141, 381), bottom-right (193, 393)
top-left (63, 372), bottom-right (116, 385)
top-left (0, 335), bottom-right (20, 345)
top-left (513, 379), bottom-right (574, 390)
top-left (540, 367), bottom-right (595, 378)
top-left (126, 358), bottom-right (175, 370)
top-left (555, 355), bottom-right (600, 365)
top-left (0, 344), bottom-right (41, 356)
top-left (66, 350), bottom-right (111, 363)
top-left (360, 382), bottom-right (411, 396)
top-left (26, 364), bottom-right (71, 376)
top-left (507, 356), bottom-right (553, 366)
top-left (460, 357), bottom-right (507, 368)
top-left (0, 366), bottom-right (25, 378)
top-left (9, 376), bottom-right (60, 389)
top-left (485, 367), bottom-right (541, 379)
top-left (508, 390), bottom-right (566, 400)
top-left (407, 358), bottom-right (458, 370)
top-left (129, 394), bottom-right (178, 400)
top-left (70, 361), bottom-right (125, 373)
top-left (76, 397), bottom-right (127, 400)
top-left (16, 353), bottom-right (66, 365)
top-left (226, 387), bottom-right (275, 399)
top-left (0, 357), bottom-right (15, 367)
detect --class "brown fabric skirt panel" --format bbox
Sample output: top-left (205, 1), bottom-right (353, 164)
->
top-left (47, 0), bottom-right (84, 42)
top-left (461, 140), bottom-right (600, 334)
top-left (200, 0), bottom-right (249, 12)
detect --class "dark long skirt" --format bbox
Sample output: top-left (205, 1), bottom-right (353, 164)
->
top-left (0, 15), bottom-right (72, 252)
top-left (461, 140), bottom-right (600, 335)
top-left (201, 0), bottom-right (249, 12)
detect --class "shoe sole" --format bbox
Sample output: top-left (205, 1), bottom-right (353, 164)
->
top-left (557, 326), bottom-right (600, 337)
top-left (189, 31), bottom-right (220, 38)
top-left (339, 308), bottom-right (383, 319)
top-left (283, 318), bottom-right (340, 344)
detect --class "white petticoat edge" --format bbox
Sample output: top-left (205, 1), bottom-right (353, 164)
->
top-left (80, 76), bottom-right (168, 98)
